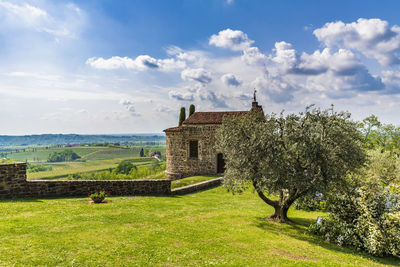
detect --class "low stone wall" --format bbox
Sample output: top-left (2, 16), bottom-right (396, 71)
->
top-left (171, 177), bottom-right (223, 195)
top-left (0, 162), bottom-right (171, 199)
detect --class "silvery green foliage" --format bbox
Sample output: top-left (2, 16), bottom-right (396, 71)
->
top-left (293, 192), bottom-right (325, 211)
top-left (216, 106), bottom-right (366, 221)
top-left (310, 150), bottom-right (400, 257)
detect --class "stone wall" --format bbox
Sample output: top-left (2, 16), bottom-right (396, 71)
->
top-left (165, 124), bottom-right (222, 179)
top-left (0, 162), bottom-right (171, 199)
top-left (0, 163), bottom-right (27, 198)
top-left (171, 177), bottom-right (222, 195)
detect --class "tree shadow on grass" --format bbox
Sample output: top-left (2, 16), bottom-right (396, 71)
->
top-left (254, 216), bottom-right (400, 266)
top-left (0, 193), bottom-right (183, 203)
top-left (0, 198), bottom-right (43, 203)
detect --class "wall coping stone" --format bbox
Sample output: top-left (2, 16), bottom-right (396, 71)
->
top-left (171, 177), bottom-right (222, 195)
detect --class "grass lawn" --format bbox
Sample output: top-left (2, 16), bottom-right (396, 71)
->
top-left (171, 175), bottom-right (220, 189)
top-left (0, 187), bottom-right (398, 266)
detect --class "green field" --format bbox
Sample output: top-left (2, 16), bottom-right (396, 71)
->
top-left (6, 146), bottom-right (165, 162)
top-left (4, 146), bottom-right (166, 180)
top-left (0, 187), bottom-right (397, 266)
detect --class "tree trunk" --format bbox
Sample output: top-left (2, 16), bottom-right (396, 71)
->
top-left (269, 204), bottom-right (291, 223)
top-left (252, 181), bottom-right (296, 224)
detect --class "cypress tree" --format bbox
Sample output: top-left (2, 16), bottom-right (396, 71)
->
top-left (189, 104), bottom-right (195, 116)
top-left (179, 107), bottom-right (186, 126)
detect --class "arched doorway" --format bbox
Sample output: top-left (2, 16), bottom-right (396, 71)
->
top-left (217, 153), bottom-right (225, 174)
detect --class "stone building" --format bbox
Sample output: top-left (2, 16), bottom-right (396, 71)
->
top-left (164, 99), bottom-right (263, 179)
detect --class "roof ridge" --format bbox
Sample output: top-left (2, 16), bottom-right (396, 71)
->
top-left (192, 111), bottom-right (248, 113)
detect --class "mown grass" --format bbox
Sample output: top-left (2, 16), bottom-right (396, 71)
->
top-left (171, 175), bottom-right (219, 189)
top-left (0, 187), bottom-right (398, 266)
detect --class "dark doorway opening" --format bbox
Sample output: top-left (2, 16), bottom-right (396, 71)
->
top-left (217, 153), bottom-right (225, 174)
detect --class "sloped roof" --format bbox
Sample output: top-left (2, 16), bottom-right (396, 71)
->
top-left (182, 111), bottom-right (248, 125)
top-left (163, 126), bottom-right (183, 132)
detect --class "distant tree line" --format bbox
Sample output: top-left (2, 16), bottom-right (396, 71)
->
top-left (0, 134), bottom-right (165, 147)
top-left (47, 150), bottom-right (81, 162)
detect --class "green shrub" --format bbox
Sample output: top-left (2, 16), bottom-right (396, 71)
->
top-left (293, 193), bottom-right (325, 211)
top-left (310, 149), bottom-right (400, 257)
top-left (27, 163), bottom-right (53, 173)
top-left (114, 160), bottom-right (137, 175)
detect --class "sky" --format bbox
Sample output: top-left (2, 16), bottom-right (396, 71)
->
top-left (1, 0), bottom-right (400, 134)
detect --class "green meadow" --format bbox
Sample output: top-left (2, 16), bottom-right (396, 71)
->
top-left (0, 187), bottom-right (397, 266)
top-left (4, 146), bottom-right (166, 180)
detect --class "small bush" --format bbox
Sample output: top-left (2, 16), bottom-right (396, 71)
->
top-left (114, 160), bottom-right (136, 175)
top-left (27, 163), bottom-right (53, 173)
top-left (310, 149), bottom-right (400, 257)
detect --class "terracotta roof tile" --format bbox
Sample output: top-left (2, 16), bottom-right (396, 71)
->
top-left (182, 111), bottom-right (248, 125)
top-left (163, 126), bottom-right (183, 132)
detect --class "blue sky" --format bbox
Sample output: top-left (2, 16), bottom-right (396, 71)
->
top-left (1, 0), bottom-right (400, 134)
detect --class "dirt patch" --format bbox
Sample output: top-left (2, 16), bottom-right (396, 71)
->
top-left (272, 248), bottom-right (317, 261)
top-left (171, 241), bottom-right (183, 247)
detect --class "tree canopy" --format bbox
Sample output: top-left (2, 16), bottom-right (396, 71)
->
top-left (47, 150), bottom-right (81, 162)
top-left (114, 160), bottom-right (137, 175)
top-left (216, 106), bottom-right (366, 223)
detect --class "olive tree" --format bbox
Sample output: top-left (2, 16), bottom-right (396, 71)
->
top-left (216, 106), bottom-right (366, 223)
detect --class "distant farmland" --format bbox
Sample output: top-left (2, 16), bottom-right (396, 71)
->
top-left (5, 145), bottom-right (166, 180)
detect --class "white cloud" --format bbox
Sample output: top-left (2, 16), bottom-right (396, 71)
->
top-left (197, 89), bottom-right (228, 108)
top-left (314, 18), bottom-right (400, 66)
top-left (272, 43), bottom-right (364, 76)
top-left (242, 47), bottom-right (267, 65)
top-left (120, 98), bottom-right (140, 117)
top-left (86, 55), bottom-right (185, 71)
top-left (0, 2), bottom-right (47, 24)
top-left (181, 68), bottom-right (212, 84)
top-left (154, 105), bottom-right (174, 114)
top-left (268, 41), bottom-right (384, 95)
top-left (209, 28), bottom-right (254, 51)
top-left (0, 1), bottom-right (84, 38)
top-left (382, 71), bottom-right (400, 94)
top-left (271, 41), bottom-right (298, 71)
top-left (252, 74), bottom-right (297, 103)
top-left (221, 73), bottom-right (242, 87)
top-left (168, 90), bottom-right (195, 101)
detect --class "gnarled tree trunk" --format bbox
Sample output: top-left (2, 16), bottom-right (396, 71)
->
top-left (270, 204), bottom-right (290, 223)
top-left (253, 181), bottom-right (298, 223)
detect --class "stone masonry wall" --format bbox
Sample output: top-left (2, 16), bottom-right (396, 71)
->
top-left (165, 124), bottom-right (221, 179)
top-left (0, 163), bottom-right (171, 199)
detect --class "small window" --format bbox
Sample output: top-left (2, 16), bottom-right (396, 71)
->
top-left (189, 140), bottom-right (198, 158)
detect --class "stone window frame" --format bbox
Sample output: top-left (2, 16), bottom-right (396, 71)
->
top-left (187, 139), bottom-right (199, 160)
